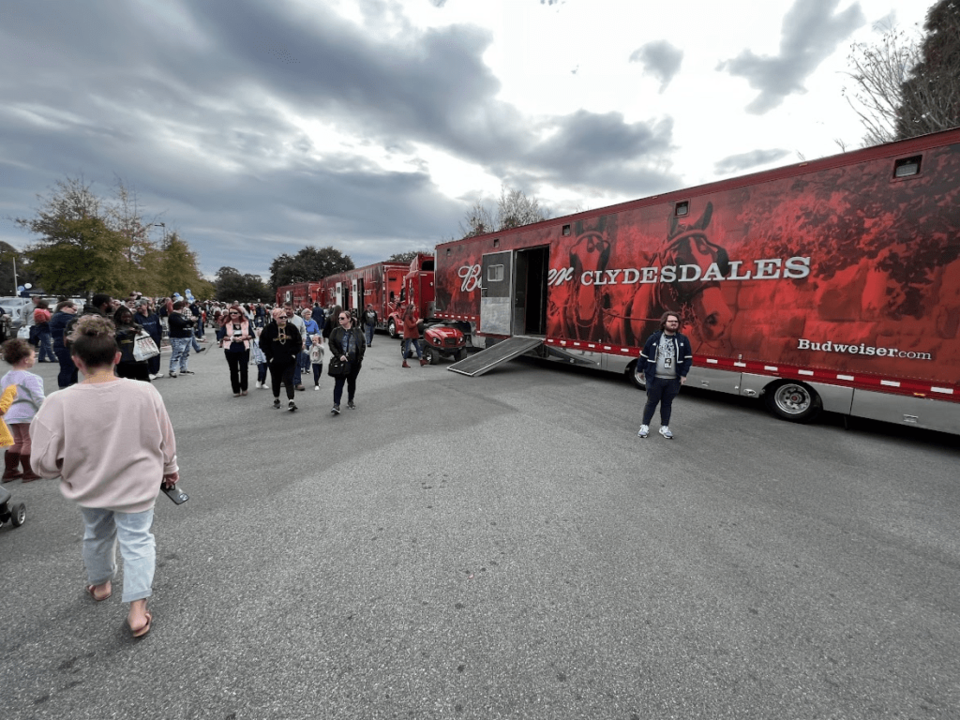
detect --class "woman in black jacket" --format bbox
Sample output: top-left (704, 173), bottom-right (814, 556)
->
top-left (113, 307), bottom-right (151, 382)
top-left (327, 309), bottom-right (365, 415)
top-left (259, 308), bottom-right (302, 411)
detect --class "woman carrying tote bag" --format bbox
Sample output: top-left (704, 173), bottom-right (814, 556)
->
top-left (327, 310), bottom-right (365, 415)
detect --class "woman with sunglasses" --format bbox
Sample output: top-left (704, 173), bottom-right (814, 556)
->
top-left (218, 305), bottom-right (253, 397)
top-left (327, 310), bottom-right (366, 414)
top-left (260, 307), bottom-right (302, 411)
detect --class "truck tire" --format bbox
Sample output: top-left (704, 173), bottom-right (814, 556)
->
top-left (387, 319), bottom-right (398, 339)
top-left (627, 361), bottom-right (646, 390)
top-left (765, 381), bottom-right (821, 423)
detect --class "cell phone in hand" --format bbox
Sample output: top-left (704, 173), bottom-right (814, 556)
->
top-left (161, 481), bottom-right (189, 505)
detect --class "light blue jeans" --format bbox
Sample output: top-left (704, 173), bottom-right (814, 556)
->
top-left (169, 337), bottom-right (191, 373)
top-left (80, 506), bottom-right (156, 603)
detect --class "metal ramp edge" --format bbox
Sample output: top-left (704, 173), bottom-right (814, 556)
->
top-left (448, 336), bottom-right (544, 377)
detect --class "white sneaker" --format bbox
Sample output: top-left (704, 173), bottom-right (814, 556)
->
top-left (314, 385), bottom-right (320, 391)
top-left (637, 424), bottom-right (649, 438)
top-left (154, 372), bottom-right (164, 379)
top-left (659, 426), bottom-right (674, 439)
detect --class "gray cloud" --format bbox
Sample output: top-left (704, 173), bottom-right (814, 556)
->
top-left (0, 0), bottom-right (681, 277)
top-left (629, 41), bottom-right (684, 93)
top-left (718, 0), bottom-right (865, 113)
top-left (713, 149), bottom-right (791, 175)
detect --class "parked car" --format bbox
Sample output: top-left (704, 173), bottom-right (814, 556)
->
top-left (0, 298), bottom-right (34, 330)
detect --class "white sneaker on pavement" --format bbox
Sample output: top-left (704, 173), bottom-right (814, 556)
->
top-left (637, 424), bottom-right (649, 438)
top-left (659, 426), bottom-right (674, 439)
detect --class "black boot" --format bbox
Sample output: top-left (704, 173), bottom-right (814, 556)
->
top-left (2, 452), bottom-right (22, 482)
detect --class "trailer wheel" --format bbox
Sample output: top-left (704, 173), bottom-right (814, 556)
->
top-left (627, 361), bottom-right (646, 390)
top-left (765, 382), bottom-right (821, 423)
top-left (11, 502), bottom-right (25, 527)
top-left (388, 319), bottom-right (398, 339)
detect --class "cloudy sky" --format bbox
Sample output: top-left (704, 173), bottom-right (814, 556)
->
top-left (0, 0), bottom-right (933, 280)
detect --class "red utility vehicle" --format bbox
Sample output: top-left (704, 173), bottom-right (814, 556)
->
top-left (434, 128), bottom-right (960, 434)
top-left (385, 254), bottom-right (468, 364)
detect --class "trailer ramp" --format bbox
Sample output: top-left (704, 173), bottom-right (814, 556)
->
top-left (448, 336), bottom-right (544, 377)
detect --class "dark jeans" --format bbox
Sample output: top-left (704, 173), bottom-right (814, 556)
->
top-left (642, 376), bottom-right (681, 426)
top-left (332, 367), bottom-right (360, 406)
top-left (269, 362), bottom-right (296, 400)
top-left (55, 346), bottom-right (79, 388)
top-left (257, 363), bottom-right (268, 384)
top-left (225, 349), bottom-right (250, 393)
top-left (312, 363), bottom-right (323, 386)
top-left (364, 324), bottom-right (375, 346)
top-left (148, 352), bottom-right (161, 377)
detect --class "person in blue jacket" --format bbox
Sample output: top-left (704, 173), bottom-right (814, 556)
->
top-left (636, 312), bottom-right (692, 440)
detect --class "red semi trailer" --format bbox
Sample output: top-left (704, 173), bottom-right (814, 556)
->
top-left (275, 282), bottom-right (321, 310)
top-left (317, 261), bottom-right (409, 328)
top-left (435, 128), bottom-right (960, 434)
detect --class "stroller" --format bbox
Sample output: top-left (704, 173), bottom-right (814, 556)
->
top-left (0, 484), bottom-right (25, 529)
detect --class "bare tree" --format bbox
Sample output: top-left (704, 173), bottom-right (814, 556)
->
top-left (843, 25), bottom-right (920, 146)
top-left (459, 201), bottom-right (495, 239)
top-left (496, 186), bottom-right (547, 230)
top-left (458, 187), bottom-right (550, 239)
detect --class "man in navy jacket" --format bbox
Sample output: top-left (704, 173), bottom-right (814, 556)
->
top-left (636, 312), bottom-right (692, 439)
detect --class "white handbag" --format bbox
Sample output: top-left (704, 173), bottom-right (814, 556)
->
top-left (133, 331), bottom-right (160, 361)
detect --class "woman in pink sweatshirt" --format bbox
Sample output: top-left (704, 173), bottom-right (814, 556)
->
top-left (30, 314), bottom-right (179, 639)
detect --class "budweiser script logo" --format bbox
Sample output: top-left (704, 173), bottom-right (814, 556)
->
top-left (797, 339), bottom-right (933, 361)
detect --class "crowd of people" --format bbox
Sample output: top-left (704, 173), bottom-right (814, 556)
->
top-left (0, 289), bottom-right (431, 641)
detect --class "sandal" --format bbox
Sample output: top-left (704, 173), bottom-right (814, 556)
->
top-left (86, 583), bottom-right (112, 602)
top-left (130, 610), bottom-right (152, 638)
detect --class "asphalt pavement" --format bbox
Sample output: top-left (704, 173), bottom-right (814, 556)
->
top-left (2, 335), bottom-right (958, 720)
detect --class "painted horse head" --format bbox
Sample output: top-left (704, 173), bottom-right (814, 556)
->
top-left (563, 218), bottom-right (612, 340)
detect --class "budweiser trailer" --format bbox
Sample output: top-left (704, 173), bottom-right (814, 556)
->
top-left (435, 128), bottom-right (960, 435)
top-left (275, 282), bottom-right (321, 309)
top-left (317, 261), bottom-right (409, 327)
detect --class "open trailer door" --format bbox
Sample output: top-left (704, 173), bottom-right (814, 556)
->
top-left (480, 251), bottom-right (512, 336)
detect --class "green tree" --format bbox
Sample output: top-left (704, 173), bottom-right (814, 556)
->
top-left (215, 266), bottom-right (270, 302)
top-left (0, 242), bottom-right (34, 296)
top-left (387, 251), bottom-right (430, 264)
top-left (15, 175), bottom-right (208, 299)
top-left (23, 215), bottom-right (129, 297)
top-left (155, 233), bottom-right (210, 298)
top-left (269, 246), bottom-right (354, 289)
top-left (896, 0), bottom-right (960, 139)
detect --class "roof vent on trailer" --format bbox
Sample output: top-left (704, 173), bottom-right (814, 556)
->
top-left (894, 156), bottom-right (921, 178)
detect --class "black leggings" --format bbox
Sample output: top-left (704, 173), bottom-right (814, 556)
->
top-left (269, 362), bottom-right (296, 400)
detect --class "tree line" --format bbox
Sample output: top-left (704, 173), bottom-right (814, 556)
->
top-left (8, 176), bottom-right (213, 301)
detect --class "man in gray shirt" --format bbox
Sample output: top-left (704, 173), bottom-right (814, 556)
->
top-left (636, 312), bottom-right (693, 439)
